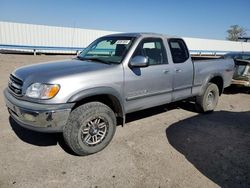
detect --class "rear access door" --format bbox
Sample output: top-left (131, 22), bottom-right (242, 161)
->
top-left (168, 38), bottom-right (193, 100)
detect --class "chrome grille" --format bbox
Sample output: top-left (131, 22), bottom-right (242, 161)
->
top-left (8, 74), bottom-right (23, 96)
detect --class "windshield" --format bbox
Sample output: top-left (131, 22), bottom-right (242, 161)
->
top-left (78, 36), bottom-right (135, 64)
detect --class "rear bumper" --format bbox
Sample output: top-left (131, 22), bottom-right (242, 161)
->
top-left (4, 88), bottom-right (75, 133)
top-left (231, 79), bottom-right (250, 87)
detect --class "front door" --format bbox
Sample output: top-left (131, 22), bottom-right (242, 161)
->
top-left (124, 37), bottom-right (173, 113)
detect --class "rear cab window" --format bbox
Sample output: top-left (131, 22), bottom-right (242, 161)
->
top-left (168, 39), bottom-right (189, 63)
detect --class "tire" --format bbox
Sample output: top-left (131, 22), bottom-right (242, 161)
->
top-left (195, 83), bottom-right (219, 113)
top-left (63, 102), bottom-right (116, 156)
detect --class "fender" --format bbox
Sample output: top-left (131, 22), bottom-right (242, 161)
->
top-left (67, 87), bottom-right (125, 123)
top-left (198, 73), bottom-right (224, 96)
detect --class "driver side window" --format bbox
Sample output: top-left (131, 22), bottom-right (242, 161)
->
top-left (133, 38), bottom-right (168, 65)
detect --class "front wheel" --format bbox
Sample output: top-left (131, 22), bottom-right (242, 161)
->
top-left (195, 83), bottom-right (219, 113)
top-left (63, 102), bottom-right (117, 156)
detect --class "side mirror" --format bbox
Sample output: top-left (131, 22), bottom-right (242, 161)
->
top-left (129, 56), bottom-right (149, 68)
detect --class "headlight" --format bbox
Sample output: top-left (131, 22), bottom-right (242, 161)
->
top-left (25, 83), bottom-right (60, 99)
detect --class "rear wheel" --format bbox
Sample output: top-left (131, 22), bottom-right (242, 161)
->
top-left (196, 83), bottom-right (219, 113)
top-left (63, 102), bottom-right (116, 156)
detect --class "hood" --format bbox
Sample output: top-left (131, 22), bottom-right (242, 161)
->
top-left (12, 58), bottom-right (113, 82)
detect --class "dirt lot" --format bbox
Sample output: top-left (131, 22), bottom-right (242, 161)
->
top-left (0, 54), bottom-right (250, 188)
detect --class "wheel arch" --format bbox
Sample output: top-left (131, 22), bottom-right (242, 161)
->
top-left (199, 75), bottom-right (224, 96)
top-left (209, 76), bottom-right (224, 95)
top-left (68, 87), bottom-right (125, 125)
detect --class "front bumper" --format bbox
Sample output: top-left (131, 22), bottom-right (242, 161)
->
top-left (4, 88), bottom-right (75, 133)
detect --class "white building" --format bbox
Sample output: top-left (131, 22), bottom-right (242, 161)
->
top-left (1, 21), bottom-right (250, 54)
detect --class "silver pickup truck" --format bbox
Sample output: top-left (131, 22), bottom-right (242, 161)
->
top-left (4, 33), bottom-right (234, 155)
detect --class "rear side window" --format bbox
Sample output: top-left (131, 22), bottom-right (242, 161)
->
top-left (241, 55), bottom-right (250, 60)
top-left (133, 38), bottom-right (168, 65)
top-left (168, 39), bottom-right (189, 63)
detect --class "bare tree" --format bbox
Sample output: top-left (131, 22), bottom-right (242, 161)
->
top-left (227, 25), bottom-right (246, 41)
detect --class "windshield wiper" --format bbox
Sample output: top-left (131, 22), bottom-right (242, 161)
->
top-left (87, 57), bottom-right (111, 64)
top-left (76, 56), bottom-right (111, 64)
top-left (76, 56), bottom-right (85, 60)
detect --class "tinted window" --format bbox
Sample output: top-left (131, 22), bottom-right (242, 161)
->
top-left (133, 38), bottom-right (168, 65)
top-left (241, 55), bottom-right (250, 60)
top-left (223, 53), bottom-right (250, 61)
top-left (168, 39), bottom-right (189, 63)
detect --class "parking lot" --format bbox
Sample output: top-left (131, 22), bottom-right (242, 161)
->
top-left (0, 54), bottom-right (249, 188)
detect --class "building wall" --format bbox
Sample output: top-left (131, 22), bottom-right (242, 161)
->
top-left (184, 37), bottom-right (250, 53)
top-left (0, 21), bottom-right (115, 48)
top-left (1, 21), bottom-right (250, 53)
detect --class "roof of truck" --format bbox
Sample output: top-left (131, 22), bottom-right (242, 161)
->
top-left (104, 32), bottom-right (177, 38)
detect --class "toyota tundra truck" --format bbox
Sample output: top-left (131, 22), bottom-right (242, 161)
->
top-left (4, 33), bottom-right (234, 155)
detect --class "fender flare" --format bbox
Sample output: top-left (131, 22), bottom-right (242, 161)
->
top-left (67, 87), bottom-right (125, 122)
top-left (199, 73), bottom-right (224, 96)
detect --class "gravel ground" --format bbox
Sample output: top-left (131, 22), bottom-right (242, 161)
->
top-left (0, 54), bottom-right (249, 188)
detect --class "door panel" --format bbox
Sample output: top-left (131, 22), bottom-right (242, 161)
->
top-left (124, 65), bottom-right (173, 113)
top-left (124, 37), bottom-right (173, 113)
top-left (173, 59), bottom-right (193, 100)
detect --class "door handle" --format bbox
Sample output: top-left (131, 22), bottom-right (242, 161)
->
top-left (175, 68), bottom-right (182, 73)
top-left (163, 69), bottom-right (169, 74)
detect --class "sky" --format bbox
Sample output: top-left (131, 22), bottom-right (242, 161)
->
top-left (1, 0), bottom-right (249, 40)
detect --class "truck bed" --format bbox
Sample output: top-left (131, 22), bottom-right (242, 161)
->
top-left (191, 56), bottom-right (222, 61)
top-left (191, 58), bottom-right (234, 96)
